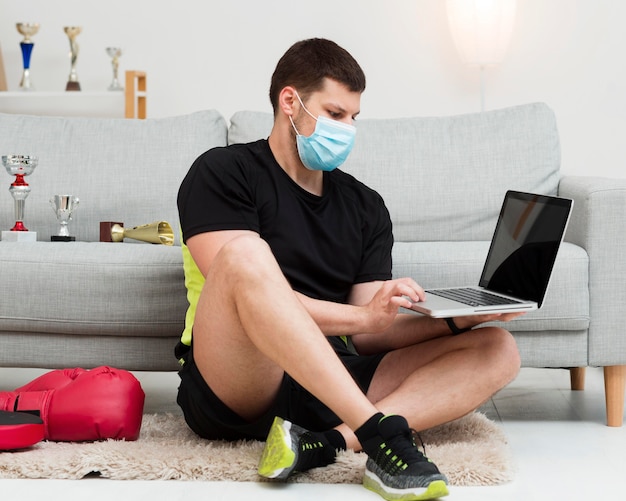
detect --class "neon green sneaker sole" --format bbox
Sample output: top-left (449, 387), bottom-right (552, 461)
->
top-left (258, 416), bottom-right (296, 479)
top-left (363, 473), bottom-right (449, 501)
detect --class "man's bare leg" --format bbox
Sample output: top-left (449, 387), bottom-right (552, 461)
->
top-left (192, 234), bottom-right (378, 430)
top-left (191, 235), bottom-right (453, 499)
top-left (335, 327), bottom-right (520, 450)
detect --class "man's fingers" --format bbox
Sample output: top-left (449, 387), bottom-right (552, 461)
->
top-left (383, 279), bottom-right (424, 303)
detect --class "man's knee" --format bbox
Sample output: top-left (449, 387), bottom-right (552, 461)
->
top-left (496, 327), bottom-right (521, 380)
top-left (476, 327), bottom-right (521, 382)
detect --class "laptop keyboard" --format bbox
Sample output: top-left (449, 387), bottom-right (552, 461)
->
top-left (427, 288), bottom-right (522, 307)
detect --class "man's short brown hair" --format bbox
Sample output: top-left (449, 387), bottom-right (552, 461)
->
top-left (269, 38), bottom-right (366, 114)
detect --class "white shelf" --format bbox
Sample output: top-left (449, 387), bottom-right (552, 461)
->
top-left (0, 71), bottom-right (147, 119)
top-left (0, 90), bottom-right (127, 118)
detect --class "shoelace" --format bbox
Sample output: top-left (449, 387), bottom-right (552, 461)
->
top-left (411, 429), bottom-right (428, 457)
top-left (377, 427), bottom-right (430, 474)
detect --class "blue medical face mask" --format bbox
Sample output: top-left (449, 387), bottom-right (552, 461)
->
top-left (289, 92), bottom-right (356, 172)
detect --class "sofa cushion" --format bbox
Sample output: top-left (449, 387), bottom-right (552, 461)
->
top-left (228, 110), bottom-right (274, 145)
top-left (0, 110), bottom-right (227, 245)
top-left (228, 103), bottom-right (561, 242)
top-left (0, 242), bottom-right (186, 338)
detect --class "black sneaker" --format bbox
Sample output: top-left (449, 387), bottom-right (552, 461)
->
top-left (362, 415), bottom-right (449, 500)
top-left (257, 416), bottom-right (336, 480)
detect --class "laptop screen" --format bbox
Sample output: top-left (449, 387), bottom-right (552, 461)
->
top-left (479, 191), bottom-right (572, 305)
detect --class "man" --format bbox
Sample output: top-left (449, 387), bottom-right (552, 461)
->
top-left (176, 38), bottom-right (521, 501)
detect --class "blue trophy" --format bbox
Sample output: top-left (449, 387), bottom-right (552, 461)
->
top-left (16, 23), bottom-right (39, 91)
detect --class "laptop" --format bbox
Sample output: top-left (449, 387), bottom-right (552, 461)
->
top-left (410, 190), bottom-right (573, 318)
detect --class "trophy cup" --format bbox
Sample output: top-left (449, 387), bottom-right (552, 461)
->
top-left (106, 47), bottom-right (123, 91)
top-left (16, 22), bottom-right (40, 91)
top-left (99, 221), bottom-right (174, 245)
top-left (64, 26), bottom-right (82, 91)
top-left (2, 155), bottom-right (38, 242)
top-left (50, 195), bottom-right (79, 242)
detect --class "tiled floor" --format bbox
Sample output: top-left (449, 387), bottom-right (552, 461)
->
top-left (2, 366), bottom-right (625, 500)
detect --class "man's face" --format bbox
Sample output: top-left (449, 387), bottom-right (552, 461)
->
top-left (293, 78), bottom-right (361, 137)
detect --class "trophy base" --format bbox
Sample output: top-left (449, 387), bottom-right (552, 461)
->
top-left (100, 221), bottom-right (123, 242)
top-left (66, 81), bottom-right (81, 91)
top-left (51, 235), bottom-right (75, 242)
top-left (1, 230), bottom-right (37, 242)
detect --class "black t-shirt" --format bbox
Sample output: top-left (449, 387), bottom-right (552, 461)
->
top-left (177, 139), bottom-right (393, 304)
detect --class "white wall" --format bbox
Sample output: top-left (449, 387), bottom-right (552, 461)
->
top-left (1, 0), bottom-right (625, 178)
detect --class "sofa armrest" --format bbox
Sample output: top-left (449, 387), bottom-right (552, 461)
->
top-left (558, 176), bottom-right (626, 366)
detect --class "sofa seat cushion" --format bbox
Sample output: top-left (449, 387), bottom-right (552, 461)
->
top-left (0, 242), bottom-right (186, 337)
top-left (392, 241), bottom-right (589, 332)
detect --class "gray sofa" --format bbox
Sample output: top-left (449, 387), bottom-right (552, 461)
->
top-left (1, 103), bottom-right (625, 426)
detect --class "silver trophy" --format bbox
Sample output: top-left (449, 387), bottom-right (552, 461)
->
top-left (64, 26), bottom-right (82, 91)
top-left (50, 195), bottom-right (79, 242)
top-left (16, 22), bottom-right (40, 90)
top-left (106, 47), bottom-right (123, 91)
top-left (2, 154), bottom-right (38, 242)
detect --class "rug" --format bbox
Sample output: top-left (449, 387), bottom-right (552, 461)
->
top-left (0, 412), bottom-right (514, 485)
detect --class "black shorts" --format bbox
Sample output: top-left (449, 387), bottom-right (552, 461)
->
top-left (176, 336), bottom-right (386, 441)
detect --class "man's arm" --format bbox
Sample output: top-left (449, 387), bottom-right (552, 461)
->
top-left (186, 229), bottom-right (259, 277)
top-left (187, 230), bottom-right (397, 338)
top-left (189, 232), bottom-right (520, 347)
top-left (187, 229), bottom-right (396, 338)
top-left (295, 277), bottom-right (425, 339)
top-left (346, 280), bottom-right (449, 354)
top-left (294, 292), bottom-right (370, 336)
top-left (347, 280), bottom-right (524, 355)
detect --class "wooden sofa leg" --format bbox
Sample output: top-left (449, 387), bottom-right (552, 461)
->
top-left (604, 365), bottom-right (626, 427)
top-left (570, 367), bottom-right (586, 390)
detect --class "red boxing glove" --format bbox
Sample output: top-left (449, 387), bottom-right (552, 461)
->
top-left (0, 410), bottom-right (44, 450)
top-left (13, 367), bottom-right (88, 393)
top-left (0, 366), bottom-right (145, 442)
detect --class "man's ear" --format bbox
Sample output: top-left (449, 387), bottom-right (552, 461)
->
top-left (278, 86), bottom-right (298, 117)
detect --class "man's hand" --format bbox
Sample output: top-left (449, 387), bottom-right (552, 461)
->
top-left (363, 278), bottom-right (425, 333)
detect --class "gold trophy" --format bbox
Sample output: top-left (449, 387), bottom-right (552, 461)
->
top-left (106, 47), bottom-right (123, 91)
top-left (64, 26), bottom-right (82, 91)
top-left (17, 22), bottom-right (40, 90)
top-left (99, 221), bottom-right (174, 245)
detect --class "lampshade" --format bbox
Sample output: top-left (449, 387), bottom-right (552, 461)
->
top-left (446, 0), bottom-right (517, 67)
